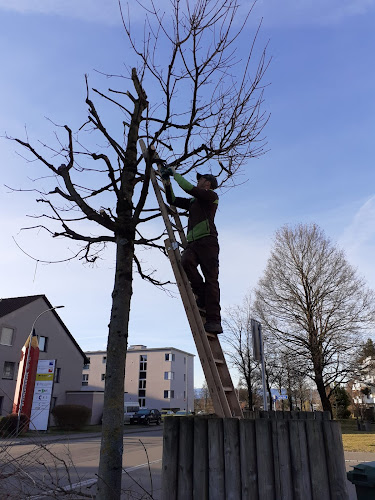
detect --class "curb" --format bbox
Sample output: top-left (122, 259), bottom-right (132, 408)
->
top-left (0, 424), bottom-right (163, 447)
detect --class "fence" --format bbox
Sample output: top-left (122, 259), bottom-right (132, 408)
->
top-left (162, 415), bottom-right (348, 499)
top-left (243, 410), bottom-right (332, 420)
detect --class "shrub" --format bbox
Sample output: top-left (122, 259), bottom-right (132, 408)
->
top-left (51, 404), bottom-right (91, 431)
top-left (0, 413), bottom-right (29, 437)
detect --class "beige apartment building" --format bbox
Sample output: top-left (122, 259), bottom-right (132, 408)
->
top-left (82, 345), bottom-right (195, 412)
top-left (0, 295), bottom-right (87, 418)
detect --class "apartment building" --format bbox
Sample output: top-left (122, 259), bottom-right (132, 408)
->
top-left (83, 345), bottom-right (195, 412)
top-left (0, 295), bottom-right (87, 417)
top-left (352, 356), bottom-right (375, 409)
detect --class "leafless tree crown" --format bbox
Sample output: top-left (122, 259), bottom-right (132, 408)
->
top-left (254, 223), bottom-right (375, 412)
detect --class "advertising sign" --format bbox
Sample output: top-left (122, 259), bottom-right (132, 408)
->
top-left (29, 360), bottom-right (55, 431)
top-left (12, 332), bottom-right (40, 428)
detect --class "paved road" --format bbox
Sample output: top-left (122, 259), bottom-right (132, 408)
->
top-left (2, 427), bottom-right (373, 499)
top-left (0, 426), bottom-right (163, 499)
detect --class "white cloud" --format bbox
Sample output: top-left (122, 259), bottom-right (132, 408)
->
top-left (1, 0), bottom-right (374, 26)
top-left (338, 196), bottom-right (375, 288)
top-left (0, 0), bottom-right (168, 24)
top-left (252, 0), bottom-right (375, 26)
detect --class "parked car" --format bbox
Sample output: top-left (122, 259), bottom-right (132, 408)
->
top-left (161, 410), bottom-right (175, 420)
top-left (173, 410), bottom-right (194, 417)
top-left (130, 409), bottom-right (161, 425)
top-left (124, 402), bottom-right (140, 425)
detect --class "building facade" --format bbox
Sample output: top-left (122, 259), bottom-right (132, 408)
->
top-left (0, 295), bottom-right (87, 417)
top-left (83, 345), bottom-right (195, 412)
top-left (351, 356), bottom-right (375, 409)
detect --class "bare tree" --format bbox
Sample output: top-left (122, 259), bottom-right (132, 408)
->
top-left (222, 295), bottom-right (261, 409)
top-left (255, 223), bottom-right (375, 415)
top-left (7, 1), bottom-right (270, 497)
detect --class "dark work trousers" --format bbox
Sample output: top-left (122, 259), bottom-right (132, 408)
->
top-left (181, 237), bottom-right (221, 324)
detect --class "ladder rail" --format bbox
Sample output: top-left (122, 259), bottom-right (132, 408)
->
top-left (145, 143), bottom-right (187, 248)
top-left (139, 140), bottom-right (242, 418)
top-left (164, 238), bottom-right (233, 417)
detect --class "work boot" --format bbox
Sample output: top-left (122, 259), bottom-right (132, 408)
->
top-left (204, 322), bottom-right (223, 334)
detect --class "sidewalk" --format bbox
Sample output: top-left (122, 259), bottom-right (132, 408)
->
top-left (1, 424), bottom-right (161, 447)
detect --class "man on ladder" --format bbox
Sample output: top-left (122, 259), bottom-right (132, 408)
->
top-left (162, 166), bottom-right (223, 334)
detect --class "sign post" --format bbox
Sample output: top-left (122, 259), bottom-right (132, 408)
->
top-left (251, 319), bottom-right (268, 411)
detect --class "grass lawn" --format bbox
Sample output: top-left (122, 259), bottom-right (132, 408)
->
top-left (340, 419), bottom-right (375, 453)
top-left (22, 425), bottom-right (103, 437)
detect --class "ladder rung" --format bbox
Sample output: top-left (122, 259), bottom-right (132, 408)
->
top-left (206, 332), bottom-right (217, 339)
top-left (214, 358), bottom-right (224, 364)
top-left (223, 387), bottom-right (233, 392)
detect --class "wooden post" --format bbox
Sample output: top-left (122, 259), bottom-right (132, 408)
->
top-left (306, 421), bottom-right (330, 500)
top-left (223, 419), bottom-right (241, 500)
top-left (323, 420), bottom-right (349, 500)
top-left (239, 419), bottom-right (259, 499)
top-left (193, 418), bottom-right (208, 500)
top-left (162, 416), bottom-right (180, 500)
top-left (255, 419), bottom-right (274, 500)
top-left (208, 419), bottom-right (225, 500)
top-left (275, 419), bottom-right (293, 498)
top-left (289, 420), bottom-right (313, 500)
top-left (178, 417), bottom-right (194, 500)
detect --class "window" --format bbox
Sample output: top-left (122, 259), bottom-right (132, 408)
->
top-left (102, 356), bottom-right (107, 364)
top-left (165, 353), bottom-right (175, 361)
top-left (0, 327), bottom-right (14, 346)
top-left (140, 361), bottom-right (147, 371)
top-left (140, 355), bottom-right (147, 361)
top-left (139, 380), bottom-right (146, 389)
top-left (39, 336), bottom-right (48, 352)
top-left (101, 374), bottom-right (105, 381)
top-left (164, 371), bottom-right (174, 380)
top-left (184, 391), bottom-right (186, 399)
top-left (2, 362), bottom-right (15, 380)
top-left (139, 398), bottom-right (146, 407)
top-left (82, 374), bottom-right (89, 386)
top-left (83, 358), bottom-right (90, 370)
top-left (184, 357), bottom-right (186, 365)
top-left (184, 373), bottom-right (186, 382)
top-left (164, 390), bottom-right (174, 399)
top-left (138, 389), bottom-right (146, 397)
top-left (139, 371), bottom-right (146, 379)
top-left (54, 368), bottom-right (61, 383)
top-left (0, 395), bottom-right (4, 415)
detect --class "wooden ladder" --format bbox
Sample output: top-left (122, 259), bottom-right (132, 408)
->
top-left (140, 140), bottom-right (243, 418)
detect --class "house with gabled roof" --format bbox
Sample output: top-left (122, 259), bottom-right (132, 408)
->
top-left (0, 294), bottom-right (88, 418)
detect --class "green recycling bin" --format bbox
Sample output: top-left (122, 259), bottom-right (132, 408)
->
top-left (347, 461), bottom-right (375, 499)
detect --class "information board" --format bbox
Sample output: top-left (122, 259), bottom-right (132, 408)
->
top-left (29, 360), bottom-right (55, 431)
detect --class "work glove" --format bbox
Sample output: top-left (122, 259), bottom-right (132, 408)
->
top-left (161, 165), bottom-right (176, 180)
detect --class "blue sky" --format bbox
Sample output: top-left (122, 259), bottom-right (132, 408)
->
top-left (1, 0), bottom-right (374, 388)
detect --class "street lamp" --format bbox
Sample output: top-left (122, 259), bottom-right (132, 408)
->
top-left (16, 305), bottom-right (64, 435)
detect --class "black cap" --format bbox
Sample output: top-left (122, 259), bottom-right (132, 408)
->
top-left (196, 173), bottom-right (218, 190)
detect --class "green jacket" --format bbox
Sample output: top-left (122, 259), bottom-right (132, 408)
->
top-left (166, 173), bottom-right (219, 243)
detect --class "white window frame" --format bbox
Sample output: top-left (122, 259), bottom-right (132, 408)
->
top-left (0, 326), bottom-right (14, 346)
top-left (38, 336), bottom-right (48, 352)
top-left (2, 361), bottom-right (15, 380)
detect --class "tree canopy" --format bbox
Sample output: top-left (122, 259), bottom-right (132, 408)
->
top-left (255, 223), bottom-right (375, 414)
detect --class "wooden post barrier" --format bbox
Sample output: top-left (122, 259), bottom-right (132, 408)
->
top-left (162, 416), bottom-right (348, 500)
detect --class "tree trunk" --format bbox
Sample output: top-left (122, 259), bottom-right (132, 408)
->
top-left (96, 237), bottom-right (134, 499)
top-left (315, 373), bottom-right (333, 416)
top-left (245, 373), bottom-right (253, 409)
